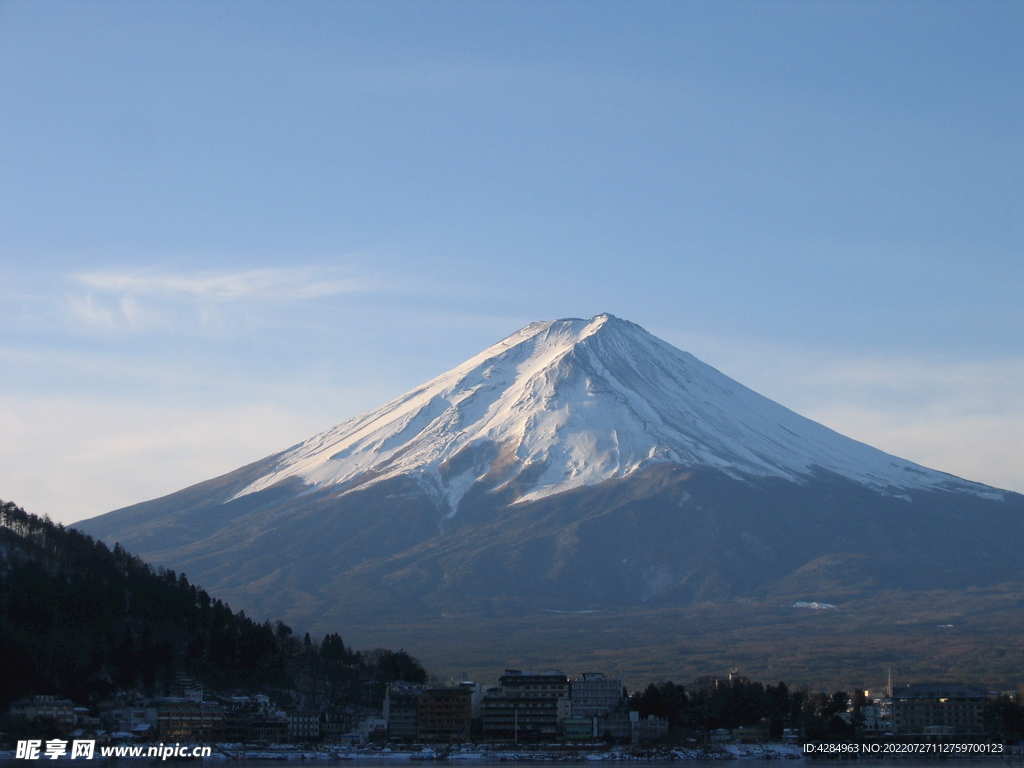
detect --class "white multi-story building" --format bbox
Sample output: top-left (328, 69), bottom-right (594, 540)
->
top-left (859, 703), bottom-right (889, 734)
top-left (571, 673), bottom-right (623, 718)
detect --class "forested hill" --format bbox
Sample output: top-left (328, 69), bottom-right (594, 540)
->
top-left (0, 501), bottom-right (425, 710)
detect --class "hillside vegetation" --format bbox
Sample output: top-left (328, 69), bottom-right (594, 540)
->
top-left (0, 501), bottom-right (424, 710)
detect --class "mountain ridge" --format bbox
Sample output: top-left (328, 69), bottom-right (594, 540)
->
top-left (76, 314), bottom-right (1024, 683)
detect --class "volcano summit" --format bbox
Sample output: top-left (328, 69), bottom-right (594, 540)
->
top-left (228, 313), bottom-right (994, 510)
top-left (79, 315), bottom-right (1024, 682)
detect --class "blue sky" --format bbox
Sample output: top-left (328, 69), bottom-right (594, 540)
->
top-left (1, 0), bottom-right (1021, 524)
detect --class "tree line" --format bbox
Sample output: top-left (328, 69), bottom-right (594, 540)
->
top-left (0, 501), bottom-right (425, 711)
top-left (629, 677), bottom-right (856, 740)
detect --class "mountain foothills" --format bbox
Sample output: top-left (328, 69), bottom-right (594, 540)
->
top-left (78, 315), bottom-right (1024, 686)
top-left (12, 500), bottom-right (1024, 747)
top-left (0, 501), bottom-right (426, 711)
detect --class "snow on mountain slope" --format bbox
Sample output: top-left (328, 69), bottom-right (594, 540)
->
top-left (233, 314), bottom-right (999, 514)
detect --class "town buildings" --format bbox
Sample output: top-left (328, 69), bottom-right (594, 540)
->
top-left (892, 684), bottom-right (990, 736)
top-left (416, 686), bottom-right (473, 742)
top-left (381, 682), bottom-right (475, 743)
top-left (16, 671), bottom-right (1001, 748)
top-left (571, 673), bottom-right (624, 718)
top-left (481, 670), bottom-right (572, 742)
top-left (8, 696), bottom-right (76, 730)
top-left (383, 682), bottom-right (422, 743)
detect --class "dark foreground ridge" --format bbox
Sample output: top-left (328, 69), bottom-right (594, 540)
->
top-left (0, 500), bottom-right (425, 713)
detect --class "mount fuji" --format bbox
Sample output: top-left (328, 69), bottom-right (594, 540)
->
top-left (227, 313), bottom-right (996, 512)
top-left (77, 315), bottom-right (1024, 681)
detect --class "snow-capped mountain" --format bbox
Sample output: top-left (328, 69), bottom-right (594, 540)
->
top-left (233, 313), bottom-right (996, 513)
top-left (77, 314), bottom-right (1024, 656)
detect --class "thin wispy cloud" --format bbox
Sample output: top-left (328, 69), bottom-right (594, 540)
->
top-left (73, 266), bottom-right (373, 302)
top-left (67, 293), bottom-right (117, 329)
top-left (64, 266), bottom-right (376, 333)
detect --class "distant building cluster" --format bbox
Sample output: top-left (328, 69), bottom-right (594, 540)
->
top-left (819, 684), bottom-right (991, 740)
top-left (1, 676), bottom-right (1000, 748)
top-left (2, 670), bottom-right (665, 747)
top-left (384, 670), bottom-right (662, 746)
